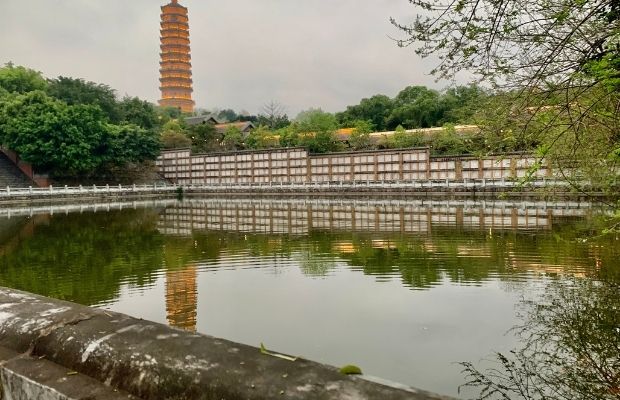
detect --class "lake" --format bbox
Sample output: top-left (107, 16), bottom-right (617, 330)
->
top-left (0, 197), bottom-right (617, 398)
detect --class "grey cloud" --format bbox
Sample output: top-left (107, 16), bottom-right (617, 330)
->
top-left (0, 0), bottom-right (451, 116)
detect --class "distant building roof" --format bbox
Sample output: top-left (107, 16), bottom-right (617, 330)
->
top-left (184, 115), bottom-right (221, 126)
top-left (215, 122), bottom-right (256, 136)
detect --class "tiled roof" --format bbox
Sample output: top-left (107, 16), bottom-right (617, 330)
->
top-left (214, 122), bottom-right (256, 134)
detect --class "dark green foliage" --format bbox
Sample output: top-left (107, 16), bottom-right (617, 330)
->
top-left (337, 85), bottom-right (488, 131)
top-left (187, 123), bottom-right (219, 153)
top-left (0, 91), bottom-right (108, 174)
top-left (118, 97), bottom-right (159, 130)
top-left (0, 87), bottom-right (162, 177)
top-left (105, 124), bottom-right (161, 165)
top-left (0, 64), bottom-right (169, 178)
top-left (217, 108), bottom-right (239, 122)
top-left (387, 86), bottom-right (444, 129)
top-left (337, 94), bottom-right (394, 131)
top-left (47, 76), bottom-right (120, 123)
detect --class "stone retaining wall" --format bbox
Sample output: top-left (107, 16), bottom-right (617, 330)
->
top-left (0, 287), bottom-right (453, 400)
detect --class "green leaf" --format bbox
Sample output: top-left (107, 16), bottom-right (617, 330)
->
top-left (339, 365), bottom-right (363, 375)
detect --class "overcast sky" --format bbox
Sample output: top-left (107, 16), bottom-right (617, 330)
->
top-left (0, 0), bottom-right (456, 116)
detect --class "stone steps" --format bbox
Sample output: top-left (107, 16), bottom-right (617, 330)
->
top-left (0, 152), bottom-right (34, 188)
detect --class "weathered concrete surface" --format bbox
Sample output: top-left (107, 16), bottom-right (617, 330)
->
top-left (0, 287), bottom-right (455, 400)
top-left (0, 346), bottom-right (136, 400)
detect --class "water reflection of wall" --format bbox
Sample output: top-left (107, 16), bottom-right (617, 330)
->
top-left (157, 199), bottom-right (590, 236)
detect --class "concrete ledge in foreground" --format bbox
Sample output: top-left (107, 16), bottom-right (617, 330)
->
top-left (0, 287), bottom-right (454, 400)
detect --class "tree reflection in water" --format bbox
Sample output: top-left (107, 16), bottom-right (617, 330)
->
top-left (460, 278), bottom-right (620, 400)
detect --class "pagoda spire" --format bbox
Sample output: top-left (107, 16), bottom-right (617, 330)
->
top-left (158, 0), bottom-right (195, 113)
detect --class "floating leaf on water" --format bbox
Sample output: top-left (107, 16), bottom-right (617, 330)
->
top-left (339, 365), bottom-right (363, 375)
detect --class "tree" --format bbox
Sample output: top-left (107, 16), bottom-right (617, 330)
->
top-left (348, 120), bottom-right (374, 150)
top-left (277, 125), bottom-right (300, 148)
top-left (392, 0), bottom-right (620, 193)
top-left (161, 131), bottom-right (191, 149)
top-left (337, 95), bottom-right (394, 131)
top-left (387, 86), bottom-right (444, 129)
top-left (0, 91), bottom-right (108, 174)
top-left (259, 101), bottom-right (290, 130)
top-left (214, 109), bottom-right (238, 122)
top-left (0, 91), bottom-right (160, 176)
top-left (440, 84), bottom-right (489, 124)
top-left (388, 125), bottom-right (425, 149)
top-left (105, 124), bottom-right (161, 166)
top-left (460, 278), bottom-right (620, 400)
top-left (221, 126), bottom-right (244, 151)
top-left (117, 97), bottom-right (159, 130)
top-left (156, 106), bottom-right (183, 124)
top-left (295, 109), bottom-right (340, 153)
top-left (428, 124), bottom-right (470, 156)
top-left (0, 63), bottom-right (47, 94)
top-left (187, 123), bottom-right (219, 153)
top-left (160, 118), bottom-right (191, 149)
top-left (47, 76), bottom-right (120, 123)
top-left (245, 125), bottom-right (277, 149)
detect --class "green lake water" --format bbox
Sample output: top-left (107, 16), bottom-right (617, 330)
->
top-left (0, 197), bottom-right (617, 398)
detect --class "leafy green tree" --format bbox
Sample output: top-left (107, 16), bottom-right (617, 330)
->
top-left (348, 120), bottom-right (374, 150)
top-left (245, 125), bottom-right (276, 149)
top-left (47, 76), bottom-right (120, 123)
top-left (388, 125), bottom-right (425, 149)
top-left (277, 126), bottom-right (300, 148)
top-left (295, 108), bottom-right (338, 133)
top-left (461, 278), bottom-right (620, 400)
top-left (222, 125), bottom-right (244, 151)
top-left (429, 124), bottom-right (469, 156)
top-left (439, 85), bottom-right (489, 124)
top-left (118, 97), bottom-right (159, 130)
top-left (217, 109), bottom-right (239, 122)
top-left (295, 108), bottom-right (340, 153)
top-left (161, 119), bottom-right (185, 133)
top-left (392, 0), bottom-right (620, 194)
top-left (258, 101), bottom-right (290, 130)
top-left (387, 86), bottom-right (444, 129)
top-left (0, 63), bottom-right (47, 94)
top-left (105, 124), bottom-right (161, 165)
top-left (0, 91), bottom-right (108, 174)
top-left (161, 131), bottom-right (191, 149)
top-left (337, 95), bottom-right (394, 131)
top-left (187, 123), bottom-right (219, 153)
top-left (156, 106), bottom-right (183, 124)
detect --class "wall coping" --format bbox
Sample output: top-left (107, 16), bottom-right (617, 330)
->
top-left (0, 287), bottom-right (454, 400)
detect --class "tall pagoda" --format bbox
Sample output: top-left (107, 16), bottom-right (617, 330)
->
top-left (159, 0), bottom-right (195, 113)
